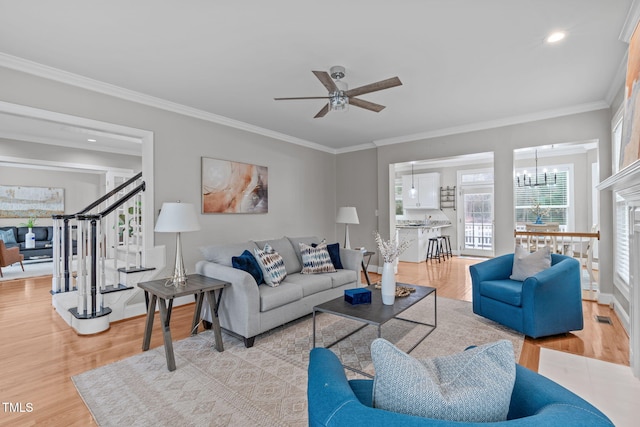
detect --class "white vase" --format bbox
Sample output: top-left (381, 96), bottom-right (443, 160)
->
top-left (381, 262), bottom-right (396, 305)
top-left (25, 227), bottom-right (36, 249)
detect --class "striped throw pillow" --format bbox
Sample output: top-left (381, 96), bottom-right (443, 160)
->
top-left (254, 244), bottom-right (287, 287)
top-left (299, 243), bottom-right (337, 274)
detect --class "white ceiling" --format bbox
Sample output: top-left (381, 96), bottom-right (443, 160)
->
top-left (0, 0), bottom-right (635, 153)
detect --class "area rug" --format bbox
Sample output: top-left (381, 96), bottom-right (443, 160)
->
top-left (72, 297), bottom-right (523, 427)
top-left (0, 259), bottom-right (52, 282)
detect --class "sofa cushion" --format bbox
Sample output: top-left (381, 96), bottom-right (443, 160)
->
top-left (510, 245), bottom-right (551, 281)
top-left (326, 269), bottom-right (357, 288)
top-left (232, 250), bottom-right (264, 285)
top-left (287, 236), bottom-right (321, 265)
top-left (259, 281), bottom-right (303, 311)
top-left (371, 338), bottom-right (515, 422)
top-left (254, 244), bottom-right (287, 287)
top-left (284, 272), bottom-right (332, 297)
top-left (200, 241), bottom-right (258, 267)
top-left (0, 228), bottom-right (17, 245)
top-left (479, 279), bottom-right (523, 306)
top-left (255, 237), bottom-right (301, 274)
top-left (299, 243), bottom-right (336, 274)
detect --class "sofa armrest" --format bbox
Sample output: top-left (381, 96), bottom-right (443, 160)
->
top-left (469, 254), bottom-right (514, 314)
top-left (521, 256), bottom-right (583, 337)
top-left (340, 248), bottom-right (363, 275)
top-left (469, 254), bottom-right (514, 283)
top-left (195, 260), bottom-right (261, 339)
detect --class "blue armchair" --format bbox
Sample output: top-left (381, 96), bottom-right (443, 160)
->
top-left (307, 347), bottom-right (613, 426)
top-left (469, 253), bottom-right (583, 338)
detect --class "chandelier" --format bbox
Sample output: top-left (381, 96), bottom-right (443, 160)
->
top-left (516, 150), bottom-right (556, 187)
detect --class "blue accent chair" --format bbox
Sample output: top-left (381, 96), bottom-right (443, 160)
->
top-left (307, 347), bottom-right (613, 426)
top-left (469, 253), bottom-right (583, 338)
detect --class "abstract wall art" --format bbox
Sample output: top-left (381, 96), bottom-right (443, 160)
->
top-left (0, 185), bottom-right (65, 218)
top-left (201, 157), bottom-right (268, 214)
top-left (620, 21), bottom-right (640, 170)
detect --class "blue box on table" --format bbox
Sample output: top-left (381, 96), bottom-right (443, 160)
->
top-left (344, 288), bottom-right (372, 305)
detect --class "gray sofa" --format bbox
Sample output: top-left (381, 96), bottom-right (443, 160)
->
top-left (196, 236), bottom-right (364, 347)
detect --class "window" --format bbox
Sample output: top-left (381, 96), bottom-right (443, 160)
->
top-left (514, 167), bottom-right (570, 226)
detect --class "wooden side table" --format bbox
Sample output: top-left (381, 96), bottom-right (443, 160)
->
top-left (139, 274), bottom-right (230, 371)
top-left (361, 251), bottom-right (375, 286)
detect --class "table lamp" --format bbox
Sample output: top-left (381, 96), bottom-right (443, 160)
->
top-left (336, 206), bottom-right (359, 249)
top-left (154, 201), bottom-right (200, 287)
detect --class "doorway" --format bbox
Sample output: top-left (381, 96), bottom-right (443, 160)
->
top-left (457, 169), bottom-right (494, 257)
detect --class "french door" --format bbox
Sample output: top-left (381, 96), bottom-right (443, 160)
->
top-left (458, 186), bottom-right (494, 257)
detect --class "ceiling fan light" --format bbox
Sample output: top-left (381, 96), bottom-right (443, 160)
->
top-left (329, 91), bottom-right (349, 112)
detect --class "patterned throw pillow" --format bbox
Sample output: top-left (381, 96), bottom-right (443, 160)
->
top-left (299, 242), bottom-right (337, 274)
top-left (254, 244), bottom-right (287, 287)
top-left (312, 241), bottom-right (343, 269)
top-left (371, 338), bottom-right (515, 422)
top-left (232, 250), bottom-right (264, 285)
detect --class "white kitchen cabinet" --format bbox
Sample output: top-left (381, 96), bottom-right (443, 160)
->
top-left (402, 173), bottom-right (440, 209)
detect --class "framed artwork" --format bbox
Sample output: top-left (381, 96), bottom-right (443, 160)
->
top-left (620, 21), bottom-right (640, 170)
top-left (0, 185), bottom-right (64, 218)
top-left (201, 157), bottom-right (268, 214)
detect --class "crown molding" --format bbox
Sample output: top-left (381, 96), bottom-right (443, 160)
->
top-left (0, 53), bottom-right (335, 155)
top-left (373, 101), bottom-right (610, 147)
top-left (620, 0), bottom-right (640, 42)
top-left (334, 142), bottom-right (376, 154)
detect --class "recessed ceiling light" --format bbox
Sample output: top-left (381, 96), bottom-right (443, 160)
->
top-left (546, 31), bottom-right (566, 44)
top-left (87, 138), bottom-right (97, 142)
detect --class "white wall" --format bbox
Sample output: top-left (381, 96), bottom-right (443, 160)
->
top-left (0, 66), bottom-right (338, 273)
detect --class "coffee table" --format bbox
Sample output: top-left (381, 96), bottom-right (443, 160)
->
top-left (312, 283), bottom-right (436, 376)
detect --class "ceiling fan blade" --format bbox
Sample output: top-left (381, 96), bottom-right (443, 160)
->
top-left (274, 96), bottom-right (330, 100)
top-left (349, 97), bottom-right (386, 112)
top-left (314, 104), bottom-right (330, 118)
top-left (345, 76), bottom-right (402, 97)
top-left (312, 71), bottom-right (338, 93)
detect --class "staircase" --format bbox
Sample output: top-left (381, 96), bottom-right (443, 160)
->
top-left (51, 173), bottom-right (166, 334)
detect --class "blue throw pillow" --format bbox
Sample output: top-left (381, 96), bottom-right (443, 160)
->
top-left (232, 250), bottom-right (264, 285)
top-left (312, 241), bottom-right (343, 269)
top-left (0, 229), bottom-right (17, 244)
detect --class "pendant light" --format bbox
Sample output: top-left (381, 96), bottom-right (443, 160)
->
top-left (516, 150), bottom-right (556, 187)
top-left (409, 163), bottom-right (417, 199)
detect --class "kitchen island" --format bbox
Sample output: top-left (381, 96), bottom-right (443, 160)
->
top-left (397, 222), bottom-right (452, 262)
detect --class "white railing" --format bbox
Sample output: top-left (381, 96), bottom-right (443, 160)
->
top-left (514, 229), bottom-right (600, 298)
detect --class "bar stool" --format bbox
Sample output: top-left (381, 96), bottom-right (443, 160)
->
top-left (438, 235), bottom-right (453, 259)
top-left (426, 237), bottom-right (444, 263)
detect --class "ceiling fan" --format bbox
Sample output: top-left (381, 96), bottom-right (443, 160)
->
top-left (274, 66), bottom-right (402, 118)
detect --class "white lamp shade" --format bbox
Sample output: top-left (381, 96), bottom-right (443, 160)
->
top-left (154, 202), bottom-right (201, 233)
top-left (336, 207), bottom-right (359, 224)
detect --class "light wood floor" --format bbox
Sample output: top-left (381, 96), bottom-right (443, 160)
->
top-left (0, 257), bottom-right (630, 426)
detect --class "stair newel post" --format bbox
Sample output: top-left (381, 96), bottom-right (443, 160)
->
top-left (76, 216), bottom-right (86, 316)
top-left (89, 215), bottom-right (99, 316)
top-left (51, 215), bottom-right (63, 294)
top-left (63, 216), bottom-right (71, 292)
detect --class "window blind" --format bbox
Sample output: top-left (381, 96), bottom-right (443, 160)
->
top-left (615, 195), bottom-right (629, 286)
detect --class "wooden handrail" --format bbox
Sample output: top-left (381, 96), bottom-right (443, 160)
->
top-left (514, 230), bottom-right (600, 240)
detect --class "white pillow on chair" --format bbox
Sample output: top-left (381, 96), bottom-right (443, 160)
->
top-left (510, 244), bottom-right (551, 281)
